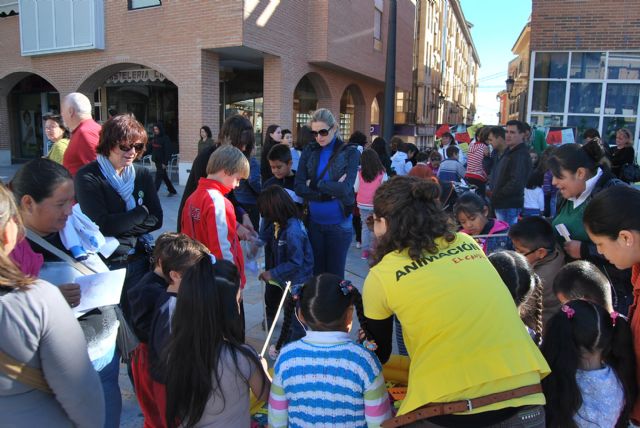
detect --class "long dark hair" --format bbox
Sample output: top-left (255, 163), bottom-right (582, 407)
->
top-left (295, 125), bottom-right (313, 151)
top-left (219, 115), bottom-right (255, 157)
top-left (274, 274), bottom-right (374, 353)
top-left (199, 125), bottom-right (212, 141)
top-left (547, 140), bottom-right (607, 178)
top-left (164, 257), bottom-right (266, 427)
top-left (584, 186), bottom-right (640, 240)
top-left (257, 185), bottom-right (299, 227)
top-left (372, 176), bottom-right (456, 264)
top-left (488, 251), bottom-right (543, 345)
top-left (11, 158), bottom-right (72, 204)
top-left (541, 299), bottom-right (636, 428)
top-left (360, 148), bottom-right (385, 182)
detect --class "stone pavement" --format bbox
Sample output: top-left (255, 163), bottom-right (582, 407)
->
top-left (0, 163), bottom-right (374, 427)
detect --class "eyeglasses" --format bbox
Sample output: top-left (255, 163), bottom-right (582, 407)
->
top-left (118, 143), bottom-right (145, 153)
top-left (310, 126), bottom-right (333, 138)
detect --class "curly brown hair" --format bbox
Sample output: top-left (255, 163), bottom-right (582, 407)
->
top-left (372, 176), bottom-right (456, 264)
top-left (96, 114), bottom-right (148, 158)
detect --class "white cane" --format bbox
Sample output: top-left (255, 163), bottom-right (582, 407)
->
top-left (260, 281), bottom-right (292, 358)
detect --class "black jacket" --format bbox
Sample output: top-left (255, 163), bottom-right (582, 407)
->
top-left (151, 134), bottom-right (172, 165)
top-left (490, 142), bottom-right (532, 209)
top-left (75, 162), bottom-right (163, 261)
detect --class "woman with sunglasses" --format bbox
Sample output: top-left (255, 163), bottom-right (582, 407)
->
top-left (75, 114), bottom-right (162, 323)
top-left (294, 108), bottom-right (360, 277)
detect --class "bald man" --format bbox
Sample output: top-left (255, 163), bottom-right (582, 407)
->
top-left (62, 92), bottom-right (102, 176)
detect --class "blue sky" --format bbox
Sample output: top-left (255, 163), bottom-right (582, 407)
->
top-left (459, 0), bottom-right (532, 124)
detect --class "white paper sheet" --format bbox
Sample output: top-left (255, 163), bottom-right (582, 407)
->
top-left (73, 268), bottom-right (126, 317)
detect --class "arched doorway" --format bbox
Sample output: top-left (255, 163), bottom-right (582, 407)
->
top-left (7, 74), bottom-right (59, 160)
top-left (339, 84), bottom-right (366, 138)
top-left (293, 75), bottom-right (318, 131)
top-left (79, 64), bottom-right (179, 153)
top-left (370, 92), bottom-right (384, 138)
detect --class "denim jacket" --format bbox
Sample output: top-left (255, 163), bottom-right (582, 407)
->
top-left (234, 156), bottom-right (261, 205)
top-left (294, 139), bottom-right (360, 217)
top-left (263, 218), bottom-right (314, 286)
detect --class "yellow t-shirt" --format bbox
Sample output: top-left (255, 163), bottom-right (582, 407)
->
top-left (363, 233), bottom-right (550, 415)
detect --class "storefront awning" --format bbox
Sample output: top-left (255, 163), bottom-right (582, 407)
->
top-left (0, 1), bottom-right (18, 15)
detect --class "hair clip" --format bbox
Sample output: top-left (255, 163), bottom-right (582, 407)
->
top-left (209, 254), bottom-right (217, 265)
top-left (339, 280), bottom-right (354, 296)
top-left (561, 304), bottom-right (575, 319)
top-left (611, 311), bottom-right (620, 327)
top-left (362, 339), bottom-right (378, 352)
top-left (290, 283), bottom-right (304, 301)
top-left (268, 344), bottom-right (279, 360)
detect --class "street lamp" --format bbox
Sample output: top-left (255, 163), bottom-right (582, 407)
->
top-left (505, 76), bottom-right (515, 95)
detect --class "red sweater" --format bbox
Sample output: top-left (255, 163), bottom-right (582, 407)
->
top-left (180, 178), bottom-right (245, 287)
top-left (63, 119), bottom-right (101, 176)
top-left (630, 264), bottom-right (640, 423)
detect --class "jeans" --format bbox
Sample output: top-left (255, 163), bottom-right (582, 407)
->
top-left (495, 208), bottom-right (520, 226)
top-left (308, 216), bottom-right (353, 277)
top-left (99, 349), bottom-right (122, 428)
top-left (521, 208), bottom-right (541, 217)
top-left (359, 207), bottom-right (374, 252)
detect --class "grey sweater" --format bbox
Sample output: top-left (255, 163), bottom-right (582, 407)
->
top-left (0, 280), bottom-right (105, 427)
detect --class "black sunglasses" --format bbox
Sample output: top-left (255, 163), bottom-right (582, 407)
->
top-left (118, 143), bottom-right (145, 153)
top-left (310, 126), bottom-right (333, 138)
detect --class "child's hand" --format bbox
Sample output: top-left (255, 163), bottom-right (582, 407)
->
top-left (237, 224), bottom-right (256, 241)
top-left (564, 240), bottom-right (582, 259)
top-left (259, 270), bottom-right (273, 282)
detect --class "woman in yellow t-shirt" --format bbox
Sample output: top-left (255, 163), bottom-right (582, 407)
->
top-left (44, 113), bottom-right (70, 165)
top-left (363, 176), bottom-right (550, 427)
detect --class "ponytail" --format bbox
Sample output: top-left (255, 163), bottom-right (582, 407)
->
top-left (548, 141), bottom-right (607, 178)
top-left (608, 315), bottom-right (637, 426)
top-left (274, 293), bottom-right (297, 353)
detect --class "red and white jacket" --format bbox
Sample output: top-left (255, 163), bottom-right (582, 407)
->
top-left (180, 178), bottom-right (245, 287)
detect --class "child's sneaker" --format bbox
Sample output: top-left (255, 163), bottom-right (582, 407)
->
top-left (361, 250), bottom-right (370, 260)
top-left (356, 241), bottom-right (362, 249)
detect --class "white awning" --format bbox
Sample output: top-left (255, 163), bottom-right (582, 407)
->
top-left (0, 1), bottom-right (18, 15)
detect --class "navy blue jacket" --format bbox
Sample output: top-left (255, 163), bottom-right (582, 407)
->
top-left (261, 217), bottom-right (314, 286)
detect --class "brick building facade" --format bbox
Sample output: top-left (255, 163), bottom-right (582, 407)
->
top-left (0, 1), bottom-right (414, 183)
top-left (528, 0), bottom-right (640, 146)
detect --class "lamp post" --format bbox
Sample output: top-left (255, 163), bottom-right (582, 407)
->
top-left (505, 76), bottom-right (515, 95)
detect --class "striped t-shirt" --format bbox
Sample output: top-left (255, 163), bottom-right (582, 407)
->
top-left (268, 331), bottom-right (391, 428)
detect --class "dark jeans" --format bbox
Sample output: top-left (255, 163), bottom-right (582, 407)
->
top-left (154, 162), bottom-right (177, 194)
top-left (353, 211), bottom-right (362, 244)
top-left (405, 406), bottom-right (545, 427)
top-left (308, 216), bottom-right (353, 277)
top-left (264, 281), bottom-right (305, 344)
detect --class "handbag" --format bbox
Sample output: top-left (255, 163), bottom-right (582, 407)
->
top-left (25, 229), bottom-right (140, 362)
top-left (621, 162), bottom-right (640, 183)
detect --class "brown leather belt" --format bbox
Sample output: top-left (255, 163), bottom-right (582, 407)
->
top-left (381, 383), bottom-right (542, 428)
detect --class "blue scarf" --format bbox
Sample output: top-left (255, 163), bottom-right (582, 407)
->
top-left (97, 154), bottom-right (136, 211)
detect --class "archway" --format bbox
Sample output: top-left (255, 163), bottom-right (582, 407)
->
top-left (78, 63), bottom-right (179, 151)
top-left (339, 84), bottom-right (366, 138)
top-left (370, 92), bottom-right (384, 138)
top-left (292, 72), bottom-right (331, 132)
top-left (5, 74), bottom-right (59, 161)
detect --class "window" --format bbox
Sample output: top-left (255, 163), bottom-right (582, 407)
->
top-left (570, 52), bottom-right (605, 79)
top-left (531, 81), bottom-right (566, 112)
top-left (534, 52), bottom-right (568, 79)
top-left (603, 117), bottom-right (636, 146)
top-left (567, 116), bottom-right (600, 142)
top-left (607, 52), bottom-right (640, 80)
top-left (568, 83), bottom-right (602, 114)
top-left (129, 0), bottom-right (161, 10)
top-left (605, 84), bottom-right (640, 116)
top-left (373, 0), bottom-right (383, 51)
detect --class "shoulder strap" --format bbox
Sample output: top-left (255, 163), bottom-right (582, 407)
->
top-left (313, 142), bottom-right (346, 185)
top-left (25, 229), bottom-right (96, 276)
top-left (0, 349), bottom-right (53, 394)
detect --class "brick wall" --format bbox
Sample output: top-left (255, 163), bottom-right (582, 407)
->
top-left (531, 0), bottom-right (640, 50)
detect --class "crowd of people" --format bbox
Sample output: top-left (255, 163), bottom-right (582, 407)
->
top-left (2, 92), bottom-right (640, 428)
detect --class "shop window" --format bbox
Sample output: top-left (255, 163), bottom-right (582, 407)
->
top-left (570, 52), bottom-right (605, 79)
top-left (603, 117), bottom-right (636, 147)
top-left (607, 52), bottom-right (640, 80)
top-left (531, 81), bottom-right (566, 113)
top-left (529, 114), bottom-right (563, 127)
top-left (567, 116), bottom-right (600, 142)
top-left (568, 83), bottom-right (602, 114)
top-left (534, 52), bottom-right (568, 79)
top-left (605, 83), bottom-right (640, 116)
top-left (129, 0), bottom-right (161, 10)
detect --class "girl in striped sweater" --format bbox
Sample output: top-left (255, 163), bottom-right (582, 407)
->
top-left (268, 274), bottom-right (392, 428)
